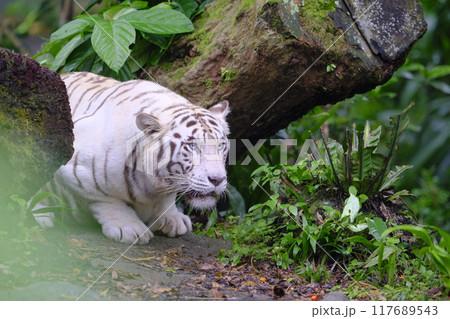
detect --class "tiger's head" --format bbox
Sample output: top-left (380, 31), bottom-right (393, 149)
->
top-left (135, 101), bottom-right (230, 209)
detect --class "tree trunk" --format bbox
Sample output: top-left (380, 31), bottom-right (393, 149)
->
top-left (0, 48), bottom-right (73, 202)
top-left (145, 0), bottom-right (426, 155)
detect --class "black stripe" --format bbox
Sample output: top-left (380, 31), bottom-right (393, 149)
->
top-left (111, 83), bottom-right (135, 100)
top-left (186, 120), bottom-right (196, 127)
top-left (104, 148), bottom-right (109, 187)
top-left (74, 89), bottom-right (117, 124)
top-left (124, 166), bottom-right (136, 202)
top-left (92, 156), bottom-right (109, 196)
top-left (156, 142), bottom-right (165, 162)
top-left (130, 89), bottom-right (168, 102)
top-left (178, 115), bottom-right (190, 123)
top-left (73, 84), bottom-right (102, 115)
top-left (65, 73), bottom-right (86, 95)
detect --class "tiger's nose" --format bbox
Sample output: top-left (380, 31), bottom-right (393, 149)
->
top-left (208, 176), bottom-right (226, 187)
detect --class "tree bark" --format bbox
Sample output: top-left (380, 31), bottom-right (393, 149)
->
top-left (0, 48), bottom-right (73, 201)
top-left (145, 0), bottom-right (426, 155)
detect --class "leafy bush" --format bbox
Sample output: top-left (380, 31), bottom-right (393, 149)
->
top-left (207, 108), bottom-right (450, 299)
top-left (219, 108), bottom-right (415, 266)
top-left (35, 0), bottom-right (212, 80)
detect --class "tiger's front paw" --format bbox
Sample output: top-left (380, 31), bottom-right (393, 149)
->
top-left (150, 211), bottom-right (192, 237)
top-left (102, 219), bottom-right (153, 244)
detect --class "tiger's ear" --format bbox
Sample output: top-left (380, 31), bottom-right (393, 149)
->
top-left (136, 113), bottom-right (161, 134)
top-left (208, 100), bottom-right (230, 119)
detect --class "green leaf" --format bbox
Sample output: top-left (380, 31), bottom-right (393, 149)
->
top-left (367, 218), bottom-right (387, 242)
top-left (91, 18), bottom-right (135, 72)
top-left (386, 189), bottom-right (411, 202)
top-left (347, 223), bottom-right (368, 232)
top-left (131, 1), bottom-right (149, 9)
top-left (142, 33), bottom-right (173, 49)
top-left (429, 226), bottom-right (450, 249)
top-left (101, 61), bottom-right (134, 81)
top-left (343, 235), bottom-right (375, 249)
top-left (205, 209), bottom-right (218, 230)
top-left (363, 123), bottom-right (382, 148)
top-left (426, 65), bottom-right (450, 80)
top-left (27, 192), bottom-right (65, 213)
top-left (193, 0), bottom-right (214, 18)
top-left (365, 245), bottom-right (396, 267)
top-left (64, 38), bottom-right (96, 72)
top-left (50, 17), bottom-right (94, 41)
top-left (227, 184), bottom-right (246, 219)
top-left (120, 7), bottom-right (194, 35)
top-left (174, 0), bottom-right (199, 18)
top-left (50, 34), bottom-right (84, 71)
top-left (374, 103), bottom-right (414, 191)
top-left (381, 225), bottom-right (433, 246)
top-left (103, 6), bottom-right (137, 20)
top-left (379, 165), bottom-right (413, 191)
top-left (288, 205), bottom-right (297, 215)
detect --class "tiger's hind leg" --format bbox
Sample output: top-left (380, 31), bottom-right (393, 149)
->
top-left (89, 200), bottom-right (154, 244)
top-left (33, 210), bottom-right (55, 228)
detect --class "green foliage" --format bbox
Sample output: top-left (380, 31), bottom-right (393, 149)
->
top-left (381, 225), bottom-right (450, 289)
top-left (34, 0), bottom-right (208, 80)
top-left (217, 109), bottom-right (416, 270)
top-left (10, 192), bottom-right (74, 228)
top-left (206, 107), bottom-right (450, 298)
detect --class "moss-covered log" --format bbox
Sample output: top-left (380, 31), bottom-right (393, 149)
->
top-left (0, 48), bottom-right (73, 202)
top-left (145, 0), bottom-right (426, 154)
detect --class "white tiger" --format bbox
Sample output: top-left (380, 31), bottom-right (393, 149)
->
top-left (32, 72), bottom-right (230, 244)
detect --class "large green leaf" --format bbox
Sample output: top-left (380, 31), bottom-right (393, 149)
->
top-left (226, 184), bottom-right (246, 219)
top-left (367, 218), bottom-right (387, 242)
top-left (50, 16), bottom-right (94, 41)
top-left (64, 38), bottom-right (96, 72)
top-left (50, 34), bottom-right (84, 71)
top-left (91, 18), bottom-right (135, 72)
top-left (120, 7), bottom-right (194, 34)
top-left (365, 246), bottom-right (397, 267)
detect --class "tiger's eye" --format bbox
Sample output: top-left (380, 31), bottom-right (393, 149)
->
top-left (189, 142), bottom-right (196, 150)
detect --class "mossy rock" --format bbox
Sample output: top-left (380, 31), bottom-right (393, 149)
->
top-left (0, 48), bottom-right (73, 203)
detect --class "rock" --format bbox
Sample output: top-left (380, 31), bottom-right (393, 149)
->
top-left (0, 48), bottom-right (73, 203)
top-left (321, 291), bottom-right (350, 301)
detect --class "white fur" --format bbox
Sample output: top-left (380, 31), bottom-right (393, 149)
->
top-left (31, 72), bottom-right (230, 244)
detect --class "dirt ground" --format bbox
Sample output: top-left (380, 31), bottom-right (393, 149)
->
top-left (0, 225), bottom-right (352, 301)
